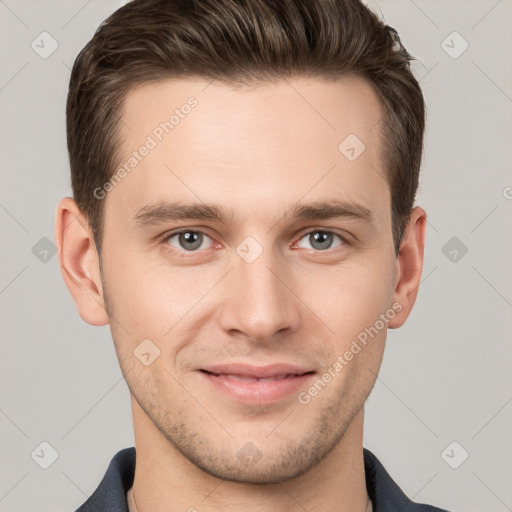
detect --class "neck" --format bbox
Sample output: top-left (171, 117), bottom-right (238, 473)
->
top-left (130, 397), bottom-right (369, 512)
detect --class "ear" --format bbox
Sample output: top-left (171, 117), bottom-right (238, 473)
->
top-left (388, 206), bottom-right (427, 329)
top-left (54, 197), bottom-right (109, 326)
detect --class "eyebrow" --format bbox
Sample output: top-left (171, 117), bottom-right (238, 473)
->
top-left (131, 199), bottom-right (374, 227)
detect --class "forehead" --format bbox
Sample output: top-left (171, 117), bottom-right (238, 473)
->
top-left (106, 76), bottom-right (389, 228)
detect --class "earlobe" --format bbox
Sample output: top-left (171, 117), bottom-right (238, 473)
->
top-left (388, 206), bottom-right (427, 329)
top-left (54, 197), bottom-right (110, 326)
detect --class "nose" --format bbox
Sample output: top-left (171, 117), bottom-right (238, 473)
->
top-left (217, 241), bottom-right (301, 343)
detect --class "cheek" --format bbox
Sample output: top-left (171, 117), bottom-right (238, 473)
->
top-left (316, 268), bottom-right (391, 397)
top-left (105, 255), bottom-right (216, 338)
top-left (306, 260), bottom-right (395, 341)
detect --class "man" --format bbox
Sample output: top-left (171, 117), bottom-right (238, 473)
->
top-left (55, 0), bottom-right (451, 510)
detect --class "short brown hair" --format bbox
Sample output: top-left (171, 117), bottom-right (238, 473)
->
top-left (66, 0), bottom-right (425, 256)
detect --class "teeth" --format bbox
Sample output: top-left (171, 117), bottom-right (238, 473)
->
top-left (224, 374), bottom-right (258, 382)
top-left (223, 373), bottom-right (294, 382)
top-left (259, 374), bottom-right (290, 382)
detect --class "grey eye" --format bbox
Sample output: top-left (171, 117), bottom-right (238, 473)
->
top-left (168, 231), bottom-right (211, 251)
top-left (297, 231), bottom-right (343, 251)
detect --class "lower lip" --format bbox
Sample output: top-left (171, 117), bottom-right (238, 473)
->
top-left (198, 371), bottom-right (316, 404)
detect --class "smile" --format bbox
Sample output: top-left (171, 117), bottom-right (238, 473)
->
top-left (198, 363), bottom-right (316, 404)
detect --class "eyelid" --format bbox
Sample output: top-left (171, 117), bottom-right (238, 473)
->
top-left (295, 226), bottom-right (349, 239)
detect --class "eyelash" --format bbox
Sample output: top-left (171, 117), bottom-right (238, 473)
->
top-left (160, 227), bottom-right (350, 258)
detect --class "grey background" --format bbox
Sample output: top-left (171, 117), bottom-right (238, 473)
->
top-left (0, 0), bottom-right (511, 511)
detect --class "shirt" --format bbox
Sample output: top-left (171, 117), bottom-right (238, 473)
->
top-left (75, 446), bottom-right (451, 512)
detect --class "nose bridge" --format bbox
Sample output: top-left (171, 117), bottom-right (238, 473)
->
top-left (218, 235), bottom-right (300, 341)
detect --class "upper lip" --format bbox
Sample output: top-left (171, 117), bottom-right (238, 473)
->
top-left (200, 363), bottom-right (315, 379)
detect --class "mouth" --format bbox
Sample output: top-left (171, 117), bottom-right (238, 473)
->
top-left (200, 370), bottom-right (311, 382)
top-left (197, 363), bottom-right (316, 404)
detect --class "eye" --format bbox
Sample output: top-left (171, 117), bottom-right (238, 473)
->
top-left (295, 230), bottom-right (346, 251)
top-left (161, 228), bottom-right (347, 256)
top-left (164, 229), bottom-right (214, 252)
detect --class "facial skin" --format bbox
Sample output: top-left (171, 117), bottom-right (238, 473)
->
top-left (55, 76), bottom-right (426, 512)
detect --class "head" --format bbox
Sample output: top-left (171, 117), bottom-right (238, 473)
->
top-left (56, 0), bottom-right (426, 484)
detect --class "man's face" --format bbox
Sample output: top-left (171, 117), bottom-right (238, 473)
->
top-left (100, 76), bottom-right (399, 483)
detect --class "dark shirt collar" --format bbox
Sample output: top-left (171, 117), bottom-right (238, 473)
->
top-left (75, 446), bottom-right (449, 512)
